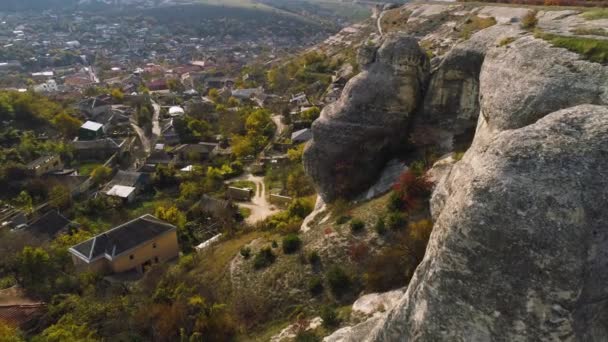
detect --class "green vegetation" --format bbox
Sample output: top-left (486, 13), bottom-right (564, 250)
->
top-left (459, 16), bottom-right (497, 40)
top-left (582, 9), bottom-right (608, 20)
top-left (282, 234), bottom-right (302, 254)
top-left (90, 165), bottom-right (112, 185)
top-left (571, 27), bottom-right (608, 37)
top-left (374, 216), bottom-right (386, 235)
top-left (349, 219), bottom-right (365, 233)
top-left (520, 10), bottom-right (538, 30)
top-left (240, 246), bottom-right (252, 259)
top-left (254, 247), bottom-right (276, 269)
top-left (266, 51), bottom-right (341, 99)
top-left (308, 276), bottom-right (324, 296)
top-left (453, 151), bottom-right (466, 161)
top-left (499, 36), bottom-right (517, 46)
top-left (320, 305), bottom-right (340, 328)
top-left (535, 31), bottom-right (608, 63)
top-left (326, 266), bottom-right (351, 296)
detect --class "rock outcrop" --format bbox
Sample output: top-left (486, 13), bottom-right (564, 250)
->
top-left (303, 34), bottom-right (429, 202)
top-left (421, 24), bottom-right (523, 131)
top-left (477, 35), bottom-right (608, 138)
top-left (368, 104), bottom-right (608, 341)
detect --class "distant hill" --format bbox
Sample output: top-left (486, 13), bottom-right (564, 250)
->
top-left (0, 0), bottom-right (78, 11)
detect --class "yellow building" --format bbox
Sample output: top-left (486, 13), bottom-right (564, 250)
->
top-left (69, 214), bottom-right (179, 275)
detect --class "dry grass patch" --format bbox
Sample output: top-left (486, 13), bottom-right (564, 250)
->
top-left (460, 16), bottom-right (497, 39)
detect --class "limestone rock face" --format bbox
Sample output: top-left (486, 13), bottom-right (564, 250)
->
top-left (478, 36), bottom-right (608, 137)
top-left (368, 104), bottom-right (608, 341)
top-left (303, 35), bottom-right (429, 201)
top-left (421, 25), bottom-right (523, 130)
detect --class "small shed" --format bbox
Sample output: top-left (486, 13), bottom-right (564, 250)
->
top-left (106, 185), bottom-right (136, 203)
top-left (78, 121), bottom-right (104, 141)
top-left (226, 186), bottom-right (253, 201)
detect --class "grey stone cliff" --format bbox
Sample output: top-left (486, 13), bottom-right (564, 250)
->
top-left (368, 104), bottom-right (608, 341)
top-left (303, 34), bottom-right (429, 202)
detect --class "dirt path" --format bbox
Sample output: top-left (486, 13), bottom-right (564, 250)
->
top-left (271, 115), bottom-right (287, 137)
top-left (227, 173), bottom-right (279, 224)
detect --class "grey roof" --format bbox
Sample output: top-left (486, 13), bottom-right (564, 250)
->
top-left (69, 214), bottom-right (176, 262)
top-left (173, 142), bottom-right (218, 154)
top-left (291, 128), bottom-right (312, 142)
top-left (108, 170), bottom-right (146, 188)
top-left (28, 210), bottom-right (72, 238)
top-left (26, 154), bottom-right (59, 169)
top-left (73, 138), bottom-right (124, 150)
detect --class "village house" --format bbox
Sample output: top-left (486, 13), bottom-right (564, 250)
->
top-left (172, 142), bottom-right (218, 164)
top-left (106, 170), bottom-right (149, 191)
top-left (26, 154), bottom-right (63, 177)
top-left (78, 121), bottom-right (105, 141)
top-left (290, 92), bottom-right (310, 107)
top-left (105, 185), bottom-right (137, 203)
top-left (68, 214), bottom-right (179, 275)
top-left (26, 210), bottom-right (74, 240)
top-left (73, 138), bottom-right (126, 161)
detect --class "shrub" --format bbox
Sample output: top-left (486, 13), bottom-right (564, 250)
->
top-left (498, 37), bottom-right (516, 47)
top-left (327, 266), bottom-right (351, 296)
top-left (348, 242), bottom-right (369, 264)
top-left (387, 212), bottom-right (407, 230)
top-left (336, 215), bottom-right (351, 225)
top-left (460, 16), bottom-right (497, 39)
top-left (350, 219), bottom-right (365, 233)
top-left (253, 247), bottom-right (276, 269)
top-left (520, 10), bottom-right (538, 30)
top-left (392, 170), bottom-right (433, 212)
top-left (453, 151), bottom-right (466, 161)
top-left (364, 244), bottom-right (415, 292)
top-left (240, 247), bottom-right (251, 259)
top-left (271, 240), bottom-right (278, 248)
top-left (282, 234), bottom-right (302, 254)
top-left (308, 251), bottom-right (321, 265)
top-left (320, 306), bottom-right (340, 328)
top-left (375, 217), bottom-right (386, 235)
top-left (296, 331), bottom-right (320, 342)
top-left (308, 276), bottom-right (324, 296)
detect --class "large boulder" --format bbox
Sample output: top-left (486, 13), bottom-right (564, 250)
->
top-left (366, 104), bottom-right (608, 341)
top-left (303, 34), bottom-right (430, 202)
top-left (476, 36), bottom-right (608, 142)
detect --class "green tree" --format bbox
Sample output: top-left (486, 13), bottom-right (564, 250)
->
top-left (14, 191), bottom-right (33, 214)
top-left (286, 167), bottom-right (314, 197)
top-left (49, 185), bottom-right (71, 210)
top-left (208, 88), bottom-right (220, 103)
top-left (110, 88), bottom-right (124, 102)
top-left (53, 112), bottom-right (82, 137)
top-left (35, 315), bottom-right (97, 342)
top-left (0, 320), bottom-right (24, 342)
top-left (300, 106), bottom-right (320, 122)
top-left (16, 246), bottom-right (53, 293)
top-left (155, 206), bottom-right (186, 229)
top-left (231, 134), bottom-right (255, 158)
top-left (90, 165), bottom-right (112, 185)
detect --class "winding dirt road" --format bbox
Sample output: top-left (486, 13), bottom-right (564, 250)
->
top-left (228, 173), bottom-right (279, 224)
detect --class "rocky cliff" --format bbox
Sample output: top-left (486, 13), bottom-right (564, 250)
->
top-left (315, 3), bottom-right (608, 341)
top-left (303, 34), bottom-right (429, 202)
